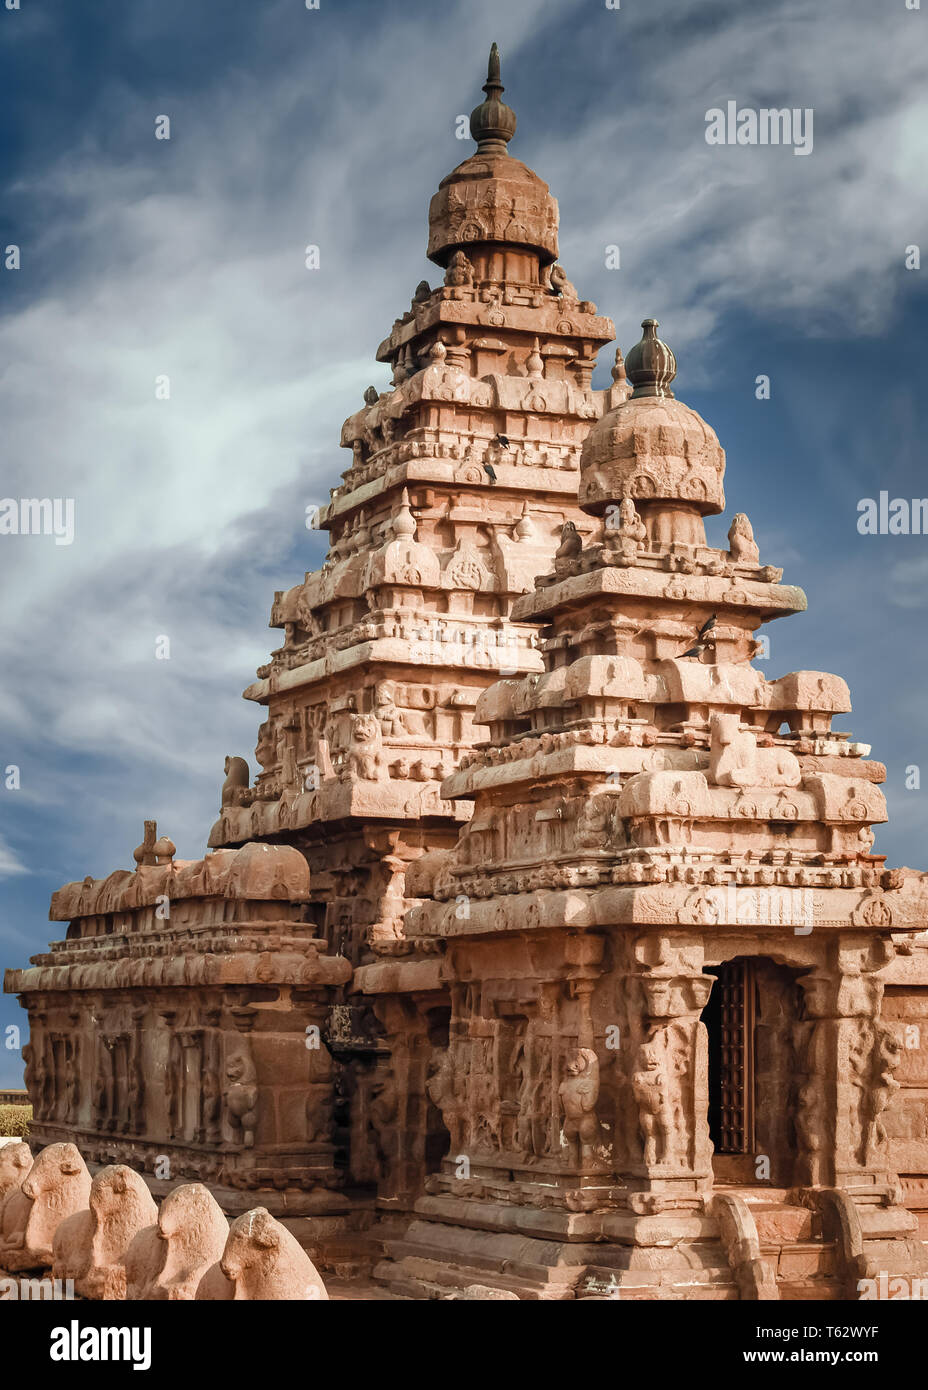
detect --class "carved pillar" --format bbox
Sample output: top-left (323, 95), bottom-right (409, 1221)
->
top-left (128, 1007), bottom-right (146, 1136)
top-left (798, 936), bottom-right (901, 1191)
top-left (620, 932), bottom-right (715, 1194)
top-left (49, 1032), bottom-right (66, 1121)
top-left (31, 1010), bottom-right (51, 1123)
top-left (367, 992), bottom-right (450, 1207)
top-left (158, 1008), bottom-right (180, 1142)
top-left (202, 1006), bottom-right (223, 1146)
top-left (177, 1028), bottom-right (204, 1144)
top-left (66, 1009), bottom-right (81, 1127)
top-left (100, 1034), bottom-right (118, 1132)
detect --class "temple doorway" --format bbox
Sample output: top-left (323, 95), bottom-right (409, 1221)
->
top-left (701, 957), bottom-right (804, 1186)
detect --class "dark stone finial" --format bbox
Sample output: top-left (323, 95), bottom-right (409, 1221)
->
top-left (469, 43), bottom-right (517, 154)
top-left (624, 318), bottom-right (677, 399)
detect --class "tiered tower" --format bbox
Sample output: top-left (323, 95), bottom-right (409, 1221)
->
top-left (379, 322), bottom-right (928, 1298)
top-left (209, 46), bottom-right (615, 970)
top-left (206, 49), bottom-right (621, 1207)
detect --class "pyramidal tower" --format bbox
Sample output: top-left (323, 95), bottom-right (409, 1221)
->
top-left (208, 43), bottom-right (616, 965)
top-left (378, 321), bottom-right (928, 1297)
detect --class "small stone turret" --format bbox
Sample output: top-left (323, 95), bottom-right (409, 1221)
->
top-left (579, 318), bottom-right (726, 546)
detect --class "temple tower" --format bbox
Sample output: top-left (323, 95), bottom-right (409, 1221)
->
top-left (379, 321), bottom-right (928, 1298)
top-left (208, 48), bottom-right (616, 974)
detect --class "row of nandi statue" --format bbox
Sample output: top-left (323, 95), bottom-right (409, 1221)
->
top-left (0, 1140), bottom-right (327, 1300)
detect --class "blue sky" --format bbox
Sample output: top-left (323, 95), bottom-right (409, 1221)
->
top-left (1, 0), bottom-right (926, 1084)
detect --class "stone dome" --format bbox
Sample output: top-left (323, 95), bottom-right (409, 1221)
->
top-left (426, 47), bottom-right (558, 268)
top-left (579, 320), bottom-right (726, 517)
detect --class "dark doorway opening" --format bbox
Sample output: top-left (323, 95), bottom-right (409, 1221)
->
top-left (702, 956), bottom-right (803, 1186)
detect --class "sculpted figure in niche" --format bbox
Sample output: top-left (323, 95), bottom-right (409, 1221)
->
top-left (556, 520), bottom-right (582, 561)
top-left (728, 512), bottom-right (760, 565)
top-left (793, 1078), bottom-right (823, 1184)
top-left (372, 680), bottom-right (408, 738)
top-left (196, 1207), bottom-right (329, 1301)
top-left (559, 1048), bottom-right (601, 1167)
top-left (517, 1036), bottom-right (553, 1158)
top-left (792, 1021), bottom-right (824, 1184)
top-left (223, 1037), bottom-right (258, 1149)
top-left (52, 1164), bottom-right (158, 1300)
top-left (426, 1047), bottom-right (466, 1154)
top-left (632, 1039), bottom-right (672, 1167)
top-left (254, 721), bottom-right (275, 775)
top-left (275, 727), bottom-right (301, 796)
top-left (708, 712), bottom-right (801, 789)
top-left (127, 1035), bottom-right (145, 1136)
top-left (444, 249), bottom-right (474, 287)
top-left (368, 1072), bottom-right (398, 1182)
top-left (202, 1025), bottom-right (223, 1146)
top-left (65, 1037), bottom-right (81, 1122)
top-left (575, 795), bottom-right (610, 849)
top-left (865, 1025), bottom-right (902, 1163)
top-left (553, 520), bottom-right (583, 579)
top-left (348, 712), bottom-right (386, 781)
top-left (126, 1183), bottom-right (229, 1301)
top-left (374, 681), bottom-right (430, 739)
top-left (606, 496), bottom-right (648, 565)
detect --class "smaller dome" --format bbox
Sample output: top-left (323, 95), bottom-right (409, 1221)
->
top-left (579, 320), bottom-right (726, 517)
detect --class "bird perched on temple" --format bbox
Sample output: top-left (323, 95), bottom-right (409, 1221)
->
top-left (483, 461), bottom-right (497, 482)
top-left (495, 433), bottom-right (511, 450)
top-left (363, 386), bottom-right (379, 406)
top-left (555, 520), bottom-right (582, 560)
top-left (679, 615), bottom-right (718, 660)
top-left (549, 264), bottom-right (579, 299)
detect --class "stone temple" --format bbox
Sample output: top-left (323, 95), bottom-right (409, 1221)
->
top-left (6, 48), bottom-right (928, 1300)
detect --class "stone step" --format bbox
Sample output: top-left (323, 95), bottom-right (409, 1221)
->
top-left (760, 1240), bottom-right (836, 1280)
top-left (387, 1234), bottom-right (582, 1291)
top-left (778, 1278), bottom-right (845, 1302)
top-left (610, 1284), bottom-right (739, 1302)
top-left (374, 1256), bottom-right (574, 1301)
top-left (858, 1206), bottom-right (919, 1238)
top-left (751, 1205), bottom-right (817, 1244)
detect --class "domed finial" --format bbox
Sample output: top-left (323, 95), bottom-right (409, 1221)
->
top-left (624, 319), bottom-right (677, 399)
top-left (470, 43), bottom-right (517, 153)
top-left (394, 488), bottom-right (417, 540)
